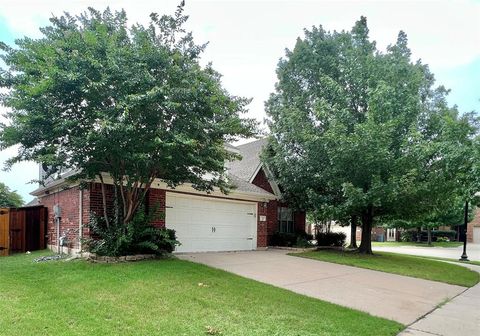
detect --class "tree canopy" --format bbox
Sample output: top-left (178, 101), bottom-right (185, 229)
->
top-left (264, 17), bottom-right (479, 253)
top-left (0, 182), bottom-right (24, 207)
top-left (0, 4), bottom-right (257, 224)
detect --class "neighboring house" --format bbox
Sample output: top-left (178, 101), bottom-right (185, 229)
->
top-left (30, 138), bottom-right (306, 254)
top-left (467, 208), bottom-right (480, 244)
top-left (355, 227), bottom-right (399, 243)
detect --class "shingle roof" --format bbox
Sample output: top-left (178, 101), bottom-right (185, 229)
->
top-left (226, 138), bottom-right (267, 182)
top-left (23, 198), bottom-right (41, 207)
top-left (227, 173), bottom-right (273, 196)
top-left (31, 139), bottom-right (276, 199)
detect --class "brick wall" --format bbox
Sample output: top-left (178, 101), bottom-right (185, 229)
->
top-left (251, 168), bottom-right (274, 194)
top-left (257, 201), bottom-right (268, 248)
top-left (39, 186), bottom-right (90, 252)
top-left (266, 200), bottom-right (278, 239)
top-left (147, 189), bottom-right (166, 228)
top-left (294, 211), bottom-right (306, 232)
top-left (89, 183), bottom-right (115, 218)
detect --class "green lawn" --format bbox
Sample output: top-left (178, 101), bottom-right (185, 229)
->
top-left (372, 241), bottom-right (463, 248)
top-left (0, 251), bottom-right (403, 336)
top-left (293, 250), bottom-right (479, 287)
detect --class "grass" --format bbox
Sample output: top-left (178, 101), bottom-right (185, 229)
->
top-left (0, 251), bottom-right (403, 336)
top-left (293, 250), bottom-right (479, 287)
top-left (372, 241), bottom-right (463, 248)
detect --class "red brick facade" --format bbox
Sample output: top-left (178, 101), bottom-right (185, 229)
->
top-left (251, 168), bottom-right (274, 194)
top-left (251, 167), bottom-right (307, 245)
top-left (147, 189), bottom-right (166, 228)
top-left (39, 186), bottom-right (89, 253)
top-left (266, 200), bottom-right (278, 238)
top-left (38, 165), bottom-right (306, 253)
top-left (257, 201), bottom-right (268, 248)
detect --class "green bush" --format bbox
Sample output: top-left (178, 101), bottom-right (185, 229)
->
top-left (270, 231), bottom-right (314, 247)
top-left (435, 236), bottom-right (450, 242)
top-left (400, 230), bottom-right (457, 242)
top-left (316, 232), bottom-right (346, 247)
top-left (84, 207), bottom-right (179, 257)
top-left (400, 231), bottom-right (413, 242)
top-left (432, 230), bottom-right (456, 241)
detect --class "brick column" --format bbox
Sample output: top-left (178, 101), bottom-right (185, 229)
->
top-left (148, 189), bottom-right (166, 228)
top-left (257, 202), bottom-right (268, 248)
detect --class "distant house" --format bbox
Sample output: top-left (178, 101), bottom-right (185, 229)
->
top-left (468, 208), bottom-right (480, 244)
top-left (31, 138), bottom-right (306, 254)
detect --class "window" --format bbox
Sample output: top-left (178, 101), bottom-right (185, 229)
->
top-left (278, 207), bottom-right (294, 233)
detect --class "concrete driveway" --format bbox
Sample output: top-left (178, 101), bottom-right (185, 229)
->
top-left (373, 243), bottom-right (480, 261)
top-left (179, 249), bottom-right (465, 325)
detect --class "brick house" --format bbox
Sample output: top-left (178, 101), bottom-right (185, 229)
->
top-left (467, 207), bottom-right (480, 244)
top-left (31, 138), bottom-right (306, 254)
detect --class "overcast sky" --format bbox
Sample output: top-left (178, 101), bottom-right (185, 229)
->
top-left (1, 0), bottom-right (479, 203)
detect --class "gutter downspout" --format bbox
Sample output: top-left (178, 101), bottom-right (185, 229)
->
top-left (56, 217), bottom-right (60, 253)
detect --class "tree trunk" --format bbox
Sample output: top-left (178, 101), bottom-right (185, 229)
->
top-left (416, 227), bottom-right (422, 243)
top-left (98, 174), bottom-right (110, 228)
top-left (427, 227), bottom-right (432, 246)
top-left (348, 215), bottom-right (358, 249)
top-left (358, 207), bottom-right (373, 254)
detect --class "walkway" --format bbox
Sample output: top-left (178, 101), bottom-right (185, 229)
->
top-left (373, 243), bottom-right (480, 261)
top-left (399, 262), bottom-right (480, 335)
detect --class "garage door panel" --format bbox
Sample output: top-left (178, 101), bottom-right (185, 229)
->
top-left (166, 193), bottom-right (257, 253)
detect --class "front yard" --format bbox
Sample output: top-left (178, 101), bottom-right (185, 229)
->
top-left (294, 250), bottom-right (479, 287)
top-left (0, 251), bottom-right (402, 336)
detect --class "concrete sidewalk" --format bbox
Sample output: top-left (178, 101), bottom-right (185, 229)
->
top-left (179, 249), bottom-right (464, 325)
top-left (400, 263), bottom-right (480, 336)
top-left (373, 243), bottom-right (480, 261)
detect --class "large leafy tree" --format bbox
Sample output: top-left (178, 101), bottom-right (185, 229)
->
top-left (264, 17), bottom-right (477, 253)
top-left (0, 182), bottom-right (24, 207)
top-left (0, 5), bottom-right (256, 224)
top-left (387, 109), bottom-right (480, 245)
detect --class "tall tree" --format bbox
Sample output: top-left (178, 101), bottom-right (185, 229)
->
top-left (0, 5), bottom-right (257, 224)
top-left (0, 182), bottom-right (24, 207)
top-left (264, 17), bottom-right (475, 253)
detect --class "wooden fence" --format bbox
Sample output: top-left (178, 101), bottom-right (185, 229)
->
top-left (0, 206), bottom-right (47, 256)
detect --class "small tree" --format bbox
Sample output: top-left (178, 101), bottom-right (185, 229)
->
top-left (0, 182), bottom-right (24, 207)
top-left (0, 5), bottom-right (257, 228)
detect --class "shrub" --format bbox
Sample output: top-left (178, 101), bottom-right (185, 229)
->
top-left (400, 230), bottom-right (457, 242)
top-left (84, 207), bottom-right (179, 257)
top-left (270, 231), bottom-right (314, 247)
top-left (432, 230), bottom-right (456, 241)
top-left (316, 232), bottom-right (346, 247)
top-left (400, 231), bottom-right (413, 242)
top-left (435, 236), bottom-right (450, 242)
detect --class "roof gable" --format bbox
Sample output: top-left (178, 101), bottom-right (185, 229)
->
top-left (226, 138), bottom-right (267, 182)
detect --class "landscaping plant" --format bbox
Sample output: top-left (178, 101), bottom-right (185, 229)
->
top-left (84, 206), bottom-right (179, 257)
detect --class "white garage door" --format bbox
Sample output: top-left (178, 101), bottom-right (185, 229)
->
top-left (166, 193), bottom-right (257, 252)
top-left (474, 227), bottom-right (480, 244)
